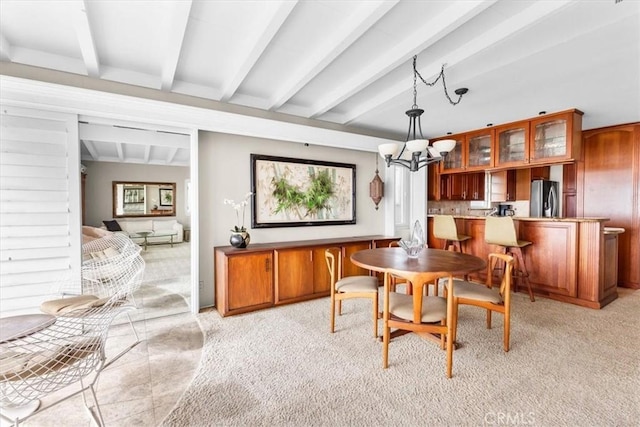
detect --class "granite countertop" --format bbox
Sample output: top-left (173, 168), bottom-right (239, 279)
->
top-left (427, 215), bottom-right (610, 223)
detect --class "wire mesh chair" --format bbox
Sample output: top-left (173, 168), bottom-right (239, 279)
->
top-left (1, 302), bottom-right (130, 426)
top-left (40, 232), bottom-right (145, 368)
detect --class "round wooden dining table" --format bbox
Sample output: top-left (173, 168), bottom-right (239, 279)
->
top-left (351, 247), bottom-right (486, 275)
top-left (351, 247), bottom-right (486, 347)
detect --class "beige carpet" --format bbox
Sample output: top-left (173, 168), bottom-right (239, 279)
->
top-left (163, 289), bottom-right (640, 426)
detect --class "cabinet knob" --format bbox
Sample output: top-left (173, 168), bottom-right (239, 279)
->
top-left (265, 258), bottom-right (270, 272)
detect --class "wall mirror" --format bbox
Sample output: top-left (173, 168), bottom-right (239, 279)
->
top-left (112, 181), bottom-right (176, 218)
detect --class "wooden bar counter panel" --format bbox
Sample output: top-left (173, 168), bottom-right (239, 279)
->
top-left (427, 216), bottom-right (616, 308)
top-left (215, 235), bottom-right (397, 317)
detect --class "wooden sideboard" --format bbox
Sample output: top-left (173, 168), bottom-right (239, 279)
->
top-left (215, 235), bottom-right (397, 317)
top-left (427, 216), bottom-right (617, 309)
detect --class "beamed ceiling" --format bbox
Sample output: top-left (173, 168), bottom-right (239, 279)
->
top-left (1, 0), bottom-right (638, 167)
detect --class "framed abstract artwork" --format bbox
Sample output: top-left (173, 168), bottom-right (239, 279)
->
top-left (251, 154), bottom-right (356, 228)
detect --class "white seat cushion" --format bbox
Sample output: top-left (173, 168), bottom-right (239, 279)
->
top-left (453, 280), bottom-right (503, 304)
top-left (120, 220), bottom-right (153, 234)
top-left (40, 295), bottom-right (109, 315)
top-left (388, 293), bottom-right (446, 323)
top-left (335, 276), bottom-right (378, 293)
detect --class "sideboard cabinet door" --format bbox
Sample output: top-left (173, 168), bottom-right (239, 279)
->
top-left (275, 248), bottom-right (314, 304)
top-left (216, 251), bottom-right (273, 316)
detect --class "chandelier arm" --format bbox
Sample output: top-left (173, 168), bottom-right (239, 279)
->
top-left (388, 154), bottom-right (446, 173)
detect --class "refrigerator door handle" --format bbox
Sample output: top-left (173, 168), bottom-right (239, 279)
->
top-left (547, 184), bottom-right (558, 217)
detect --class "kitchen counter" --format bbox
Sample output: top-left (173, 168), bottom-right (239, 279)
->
top-left (426, 216), bottom-right (618, 309)
top-left (428, 214), bottom-right (609, 223)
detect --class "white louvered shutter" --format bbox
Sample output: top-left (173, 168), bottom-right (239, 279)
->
top-left (0, 105), bottom-right (82, 316)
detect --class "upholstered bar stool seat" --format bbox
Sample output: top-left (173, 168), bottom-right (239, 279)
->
top-left (433, 215), bottom-right (471, 253)
top-left (484, 217), bottom-right (535, 302)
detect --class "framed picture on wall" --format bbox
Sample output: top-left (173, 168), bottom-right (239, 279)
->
top-left (251, 154), bottom-right (356, 228)
top-left (159, 188), bottom-right (174, 206)
top-left (123, 187), bottom-right (144, 204)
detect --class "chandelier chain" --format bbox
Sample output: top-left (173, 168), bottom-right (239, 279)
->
top-left (412, 55), bottom-right (464, 106)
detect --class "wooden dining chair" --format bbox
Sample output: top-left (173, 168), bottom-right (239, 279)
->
top-left (451, 253), bottom-right (514, 352)
top-left (325, 247), bottom-right (379, 338)
top-left (381, 269), bottom-right (456, 378)
top-left (386, 241), bottom-right (408, 294)
top-left (387, 241), bottom-right (441, 296)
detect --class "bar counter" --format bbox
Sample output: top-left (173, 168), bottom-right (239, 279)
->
top-left (426, 216), bottom-right (617, 308)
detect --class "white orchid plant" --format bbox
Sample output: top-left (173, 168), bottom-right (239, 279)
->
top-left (224, 192), bottom-right (252, 233)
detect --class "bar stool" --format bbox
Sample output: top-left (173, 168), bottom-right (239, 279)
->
top-left (433, 215), bottom-right (471, 253)
top-left (484, 216), bottom-right (535, 302)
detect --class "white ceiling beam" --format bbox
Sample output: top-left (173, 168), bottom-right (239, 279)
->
top-left (166, 147), bottom-right (179, 164)
top-left (81, 140), bottom-right (100, 160)
top-left (342, 0), bottom-right (575, 125)
top-left (79, 123), bottom-right (190, 149)
top-left (308, 0), bottom-right (497, 118)
top-left (9, 47), bottom-right (87, 75)
top-left (267, 0), bottom-right (399, 111)
top-left (0, 33), bottom-right (12, 61)
top-left (143, 145), bottom-right (151, 163)
top-left (160, 0), bottom-right (193, 91)
top-left (219, 0), bottom-right (297, 102)
top-left (115, 142), bottom-right (124, 161)
top-left (72, 0), bottom-right (100, 78)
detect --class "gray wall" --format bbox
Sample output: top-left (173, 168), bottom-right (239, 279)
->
top-left (84, 161), bottom-right (191, 228)
top-left (198, 131), bottom-right (386, 308)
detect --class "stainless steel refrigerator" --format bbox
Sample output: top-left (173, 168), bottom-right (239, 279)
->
top-left (530, 179), bottom-right (559, 217)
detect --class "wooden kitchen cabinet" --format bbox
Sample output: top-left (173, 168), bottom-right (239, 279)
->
top-left (580, 123), bottom-right (640, 290)
top-left (438, 134), bottom-right (465, 173)
top-left (427, 163), bottom-right (441, 201)
top-left (495, 120), bottom-right (530, 168)
top-left (494, 110), bottom-right (582, 168)
top-left (215, 250), bottom-right (273, 316)
top-left (465, 129), bottom-right (494, 171)
top-left (442, 172), bottom-right (484, 200)
top-left (431, 109), bottom-right (583, 173)
top-left (439, 130), bottom-right (493, 174)
top-left (563, 163), bottom-right (577, 217)
top-left (528, 110), bottom-right (582, 164)
top-left (466, 172), bottom-right (485, 200)
top-left (448, 174), bottom-right (466, 200)
top-left (490, 170), bottom-right (516, 202)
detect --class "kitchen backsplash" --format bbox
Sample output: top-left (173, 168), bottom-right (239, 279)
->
top-left (428, 200), bottom-right (530, 217)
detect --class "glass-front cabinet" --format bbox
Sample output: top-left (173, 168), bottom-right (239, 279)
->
top-left (495, 121), bottom-right (530, 168)
top-left (529, 110), bottom-right (583, 164)
top-left (466, 129), bottom-right (494, 171)
top-left (437, 135), bottom-right (465, 173)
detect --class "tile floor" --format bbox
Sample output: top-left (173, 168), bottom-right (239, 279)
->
top-left (21, 313), bottom-right (202, 426)
top-left (16, 242), bottom-right (203, 426)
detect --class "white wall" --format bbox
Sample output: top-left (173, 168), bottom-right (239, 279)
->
top-left (198, 131), bottom-right (387, 308)
top-left (83, 161), bottom-right (190, 228)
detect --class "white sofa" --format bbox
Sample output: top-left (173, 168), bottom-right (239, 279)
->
top-left (103, 219), bottom-right (184, 244)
